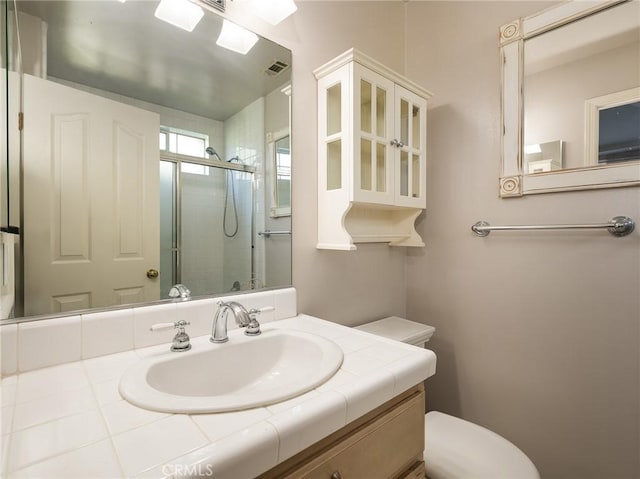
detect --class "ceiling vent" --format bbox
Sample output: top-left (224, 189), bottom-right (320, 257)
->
top-left (264, 60), bottom-right (290, 77)
top-left (200, 0), bottom-right (225, 12)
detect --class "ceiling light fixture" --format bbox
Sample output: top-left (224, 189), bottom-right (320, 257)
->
top-left (248, 0), bottom-right (297, 25)
top-left (154, 0), bottom-right (204, 32)
top-left (216, 19), bottom-right (259, 55)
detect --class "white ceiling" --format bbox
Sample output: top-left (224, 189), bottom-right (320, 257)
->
top-left (17, 0), bottom-right (292, 120)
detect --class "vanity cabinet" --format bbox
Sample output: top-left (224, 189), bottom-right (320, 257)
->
top-left (315, 49), bottom-right (432, 250)
top-left (259, 385), bottom-right (426, 479)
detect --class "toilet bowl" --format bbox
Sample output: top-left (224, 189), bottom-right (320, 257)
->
top-left (355, 317), bottom-right (540, 479)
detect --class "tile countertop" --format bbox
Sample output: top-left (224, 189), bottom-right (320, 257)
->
top-left (0, 314), bottom-right (436, 479)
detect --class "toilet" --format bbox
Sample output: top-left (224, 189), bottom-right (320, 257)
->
top-left (355, 316), bottom-right (540, 479)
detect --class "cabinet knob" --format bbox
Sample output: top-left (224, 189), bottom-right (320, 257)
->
top-left (331, 472), bottom-right (342, 479)
top-left (390, 138), bottom-right (404, 148)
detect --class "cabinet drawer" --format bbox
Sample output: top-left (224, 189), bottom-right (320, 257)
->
top-left (291, 390), bottom-right (425, 479)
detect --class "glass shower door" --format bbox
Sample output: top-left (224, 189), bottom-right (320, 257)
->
top-left (160, 159), bottom-right (254, 298)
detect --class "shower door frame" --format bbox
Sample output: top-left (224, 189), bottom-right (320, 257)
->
top-left (160, 152), bottom-right (256, 296)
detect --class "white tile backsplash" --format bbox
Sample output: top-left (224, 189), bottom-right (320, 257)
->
top-left (17, 317), bottom-right (81, 372)
top-left (1, 324), bottom-right (17, 377)
top-left (81, 309), bottom-right (134, 359)
top-left (133, 303), bottom-right (178, 349)
top-left (2, 289), bottom-right (298, 375)
top-left (274, 287), bottom-right (297, 319)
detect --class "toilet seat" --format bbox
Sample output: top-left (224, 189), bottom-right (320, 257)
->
top-left (424, 411), bottom-right (540, 479)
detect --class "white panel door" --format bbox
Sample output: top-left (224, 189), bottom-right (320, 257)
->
top-left (23, 74), bottom-right (160, 316)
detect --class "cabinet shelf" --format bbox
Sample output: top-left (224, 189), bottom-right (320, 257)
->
top-left (315, 49), bottom-right (432, 251)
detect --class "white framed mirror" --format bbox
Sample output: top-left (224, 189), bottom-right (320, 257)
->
top-left (499, 0), bottom-right (640, 197)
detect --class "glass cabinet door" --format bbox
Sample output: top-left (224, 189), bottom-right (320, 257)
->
top-left (353, 64), bottom-right (394, 205)
top-left (394, 85), bottom-right (426, 208)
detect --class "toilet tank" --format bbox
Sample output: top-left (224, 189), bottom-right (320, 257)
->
top-left (355, 316), bottom-right (435, 347)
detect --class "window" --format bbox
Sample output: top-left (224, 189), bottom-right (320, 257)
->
top-left (159, 127), bottom-right (209, 158)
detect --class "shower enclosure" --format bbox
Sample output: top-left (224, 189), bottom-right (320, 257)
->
top-left (160, 157), bottom-right (255, 298)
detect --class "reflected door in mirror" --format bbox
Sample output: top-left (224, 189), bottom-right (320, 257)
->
top-left (23, 75), bottom-right (160, 316)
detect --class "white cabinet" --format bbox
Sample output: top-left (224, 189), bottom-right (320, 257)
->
top-left (315, 49), bottom-right (432, 250)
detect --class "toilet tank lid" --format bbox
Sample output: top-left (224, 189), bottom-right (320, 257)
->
top-left (355, 316), bottom-right (435, 345)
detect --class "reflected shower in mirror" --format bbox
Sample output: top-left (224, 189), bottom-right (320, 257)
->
top-left (5, 0), bottom-right (292, 319)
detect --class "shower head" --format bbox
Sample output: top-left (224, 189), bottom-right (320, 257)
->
top-left (205, 146), bottom-right (223, 162)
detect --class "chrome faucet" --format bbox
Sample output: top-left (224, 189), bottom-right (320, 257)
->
top-left (168, 284), bottom-right (191, 300)
top-left (210, 301), bottom-right (261, 343)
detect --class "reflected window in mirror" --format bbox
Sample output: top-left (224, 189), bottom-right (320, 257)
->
top-left (599, 101), bottom-right (640, 164)
top-left (270, 133), bottom-right (291, 217)
top-left (160, 127), bottom-right (209, 159)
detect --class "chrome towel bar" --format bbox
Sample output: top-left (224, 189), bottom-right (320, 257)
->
top-left (258, 230), bottom-right (291, 238)
top-left (471, 216), bottom-right (635, 237)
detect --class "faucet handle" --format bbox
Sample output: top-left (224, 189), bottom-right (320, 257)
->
top-left (150, 321), bottom-right (192, 352)
top-left (245, 307), bottom-right (272, 337)
top-left (150, 320), bottom-right (191, 332)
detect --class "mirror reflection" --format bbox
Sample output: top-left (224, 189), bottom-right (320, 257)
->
top-left (271, 134), bottom-right (291, 217)
top-left (523, 0), bottom-right (640, 173)
top-left (6, 0), bottom-right (292, 318)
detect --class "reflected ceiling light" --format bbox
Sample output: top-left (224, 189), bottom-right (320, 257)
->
top-left (524, 144), bottom-right (542, 154)
top-left (216, 19), bottom-right (259, 55)
top-left (249, 0), bottom-right (297, 25)
top-left (154, 0), bottom-right (204, 32)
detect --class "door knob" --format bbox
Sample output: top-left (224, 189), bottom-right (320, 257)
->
top-left (146, 268), bottom-right (159, 279)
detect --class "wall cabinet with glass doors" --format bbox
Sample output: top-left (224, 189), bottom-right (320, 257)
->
top-left (315, 49), bottom-right (432, 250)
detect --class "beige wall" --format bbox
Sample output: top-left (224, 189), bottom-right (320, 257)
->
top-left (404, 2), bottom-right (640, 478)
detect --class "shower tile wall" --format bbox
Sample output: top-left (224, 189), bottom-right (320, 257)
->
top-left (224, 98), bottom-right (266, 290)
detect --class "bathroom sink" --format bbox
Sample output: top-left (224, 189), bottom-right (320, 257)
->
top-left (119, 328), bottom-right (343, 413)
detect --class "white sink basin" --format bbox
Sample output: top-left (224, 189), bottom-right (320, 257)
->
top-left (119, 328), bottom-right (343, 413)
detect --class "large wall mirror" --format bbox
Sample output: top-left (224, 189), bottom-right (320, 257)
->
top-left (499, 0), bottom-right (640, 197)
top-left (2, 0), bottom-right (292, 320)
